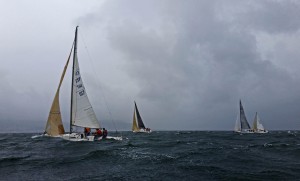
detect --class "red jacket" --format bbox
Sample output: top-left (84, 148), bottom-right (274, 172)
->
top-left (97, 129), bottom-right (102, 135)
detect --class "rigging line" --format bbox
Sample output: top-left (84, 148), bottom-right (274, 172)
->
top-left (79, 29), bottom-right (120, 135)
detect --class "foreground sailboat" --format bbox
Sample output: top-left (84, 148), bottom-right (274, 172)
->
top-left (252, 112), bottom-right (268, 133)
top-left (234, 100), bottom-right (253, 133)
top-left (44, 26), bottom-right (117, 141)
top-left (132, 101), bottom-right (151, 133)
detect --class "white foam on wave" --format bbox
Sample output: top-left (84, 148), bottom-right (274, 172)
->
top-left (106, 136), bottom-right (123, 141)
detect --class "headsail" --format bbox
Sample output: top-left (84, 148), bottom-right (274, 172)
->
top-left (132, 107), bottom-right (139, 132)
top-left (253, 112), bottom-right (265, 131)
top-left (239, 100), bottom-right (251, 130)
top-left (134, 102), bottom-right (146, 129)
top-left (71, 27), bottom-right (100, 129)
top-left (45, 44), bottom-right (74, 136)
top-left (234, 114), bottom-right (241, 132)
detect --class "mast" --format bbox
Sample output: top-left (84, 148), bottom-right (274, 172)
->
top-left (70, 26), bottom-right (78, 133)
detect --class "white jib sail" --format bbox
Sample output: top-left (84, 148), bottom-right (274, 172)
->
top-left (234, 114), bottom-right (241, 132)
top-left (255, 114), bottom-right (265, 130)
top-left (71, 55), bottom-right (100, 128)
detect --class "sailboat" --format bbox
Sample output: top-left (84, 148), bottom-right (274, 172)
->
top-left (44, 26), bottom-right (105, 141)
top-left (132, 101), bottom-right (151, 133)
top-left (252, 112), bottom-right (268, 133)
top-left (234, 100), bottom-right (253, 133)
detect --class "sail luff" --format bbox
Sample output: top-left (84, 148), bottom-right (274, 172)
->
top-left (45, 43), bottom-right (74, 136)
top-left (135, 102), bottom-right (146, 129)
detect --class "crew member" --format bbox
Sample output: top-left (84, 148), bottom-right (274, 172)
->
top-left (102, 128), bottom-right (108, 138)
top-left (96, 128), bottom-right (102, 136)
top-left (84, 127), bottom-right (91, 136)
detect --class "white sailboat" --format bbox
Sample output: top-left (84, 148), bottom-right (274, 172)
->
top-left (44, 26), bottom-right (114, 141)
top-left (234, 100), bottom-right (253, 133)
top-left (132, 101), bottom-right (151, 133)
top-left (252, 112), bottom-right (268, 133)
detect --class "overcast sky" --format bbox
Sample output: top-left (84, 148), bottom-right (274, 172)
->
top-left (1, 0), bottom-right (300, 132)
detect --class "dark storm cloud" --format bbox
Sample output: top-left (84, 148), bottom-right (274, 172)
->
top-left (237, 0), bottom-right (300, 34)
top-left (1, 0), bottom-right (300, 131)
top-left (83, 0), bottom-right (300, 130)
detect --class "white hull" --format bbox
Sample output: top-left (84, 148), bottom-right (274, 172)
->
top-left (234, 129), bottom-right (254, 134)
top-left (133, 129), bottom-right (152, 133)
top-left (235, 130), bottom-right (268, 134)
top-left (253, 130), bottom-right (268, 134)
top-left (37, 133), bottom-right (123, 141)
top-left (42, 133), bottom-right (62, 138)
top-left (61, 133), bottom-right (95, 141)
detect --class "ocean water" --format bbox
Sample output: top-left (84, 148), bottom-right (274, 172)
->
top-left (0, 131), bottom-right (299, 181)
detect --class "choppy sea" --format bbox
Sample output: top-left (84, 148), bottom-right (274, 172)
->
top-left (0, 131), bottom-right (299, 180)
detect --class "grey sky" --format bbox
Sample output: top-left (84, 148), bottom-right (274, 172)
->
top-left (1, 0), bottom-right (300, 132)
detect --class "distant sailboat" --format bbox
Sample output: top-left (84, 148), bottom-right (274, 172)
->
top-left (252, 112), bottom-right (268, 133)
top-left (234, 100), bottom-right (253, 133)
top-left (132, 101), bottom-right (151, 133)
top-left (44, 27), bottom-right (118, 141)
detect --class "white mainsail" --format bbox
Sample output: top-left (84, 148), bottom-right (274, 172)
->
top-left (71, 34), bottom-right (100, 129)
top-left (71, 57), bottom-right (100, 128)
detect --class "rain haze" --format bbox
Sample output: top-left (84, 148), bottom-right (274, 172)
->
top-left (1, 0), bottom-right (300, 132)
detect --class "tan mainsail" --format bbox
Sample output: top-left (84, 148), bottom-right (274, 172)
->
top-left (45, 44), bottom-right (73, 136)
top-left (132, 108), bottom-right (139, 132)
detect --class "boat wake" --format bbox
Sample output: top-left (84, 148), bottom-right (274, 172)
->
top-left (31, 134), bottom-right (44, 139)
top-left (31, 134), bottom-right (62, 139)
